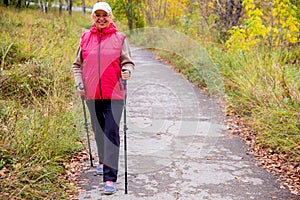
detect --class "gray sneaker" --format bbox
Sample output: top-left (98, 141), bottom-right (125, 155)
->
top-left (104, 181), bottom-right (116, 195)
top-left (96, 164), bottom-right (103, 175)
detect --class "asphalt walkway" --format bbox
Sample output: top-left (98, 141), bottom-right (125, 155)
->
top-left (77, 47), bottom-right (299, 200)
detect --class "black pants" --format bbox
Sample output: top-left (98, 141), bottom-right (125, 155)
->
top-left (86, 100), bottom-right (124, 182)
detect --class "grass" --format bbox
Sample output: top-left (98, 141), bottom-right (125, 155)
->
top-left (0, 7), bottom-right (90, 199)
top-left (214, 48), bottom-right (299, 158)
top-left (205, 47), bottom-right (299, 159)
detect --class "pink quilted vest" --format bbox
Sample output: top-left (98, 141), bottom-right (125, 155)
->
top-left (80, 23), bottom-right (126, 100)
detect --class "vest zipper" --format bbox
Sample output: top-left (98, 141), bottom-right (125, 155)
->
top-left (98, 35), bottom-right (103, 99)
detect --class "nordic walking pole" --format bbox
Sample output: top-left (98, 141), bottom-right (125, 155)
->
top-left (80, 94), bottom-right (93, 167)
top-left (122, 69), bottom-right (128, 194)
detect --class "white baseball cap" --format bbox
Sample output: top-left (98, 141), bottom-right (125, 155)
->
top-left (92, 2), bottom-right (112, 14)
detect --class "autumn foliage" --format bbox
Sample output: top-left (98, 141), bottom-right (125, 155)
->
top-left (226, 0), bottom-right (299, 52)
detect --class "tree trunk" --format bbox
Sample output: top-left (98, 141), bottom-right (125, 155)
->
top-left (163, 0), bottom-right (167, 19)
top-left (199, 0), bottom-right (209, 28)
top-left (25, 0), bottom-right (30, 8)
top-left (4, 0), bottom-right (9, 6)
top-left (225, 0), bottom-right (234, 28)
top-left (127, 0), bottom-right (133, 32)
top-left (158, 0), bottom-right (162, 20)
top-left (45, 0), bottom-right (48, 13)
top-left (68, 0), bottom-right (72, 15)
top-left (144, 0), bottom-right (153, 25)
top-left (38, 0), bottom-right (44, 12)
top-left (16, 0), bottom-right (21, 8)
top-left (65, 0), bottom-right (68, 11)
top-left (59, 0), bottom-right (63, 16)
top-left (232, 0), bottom-right (242, 26)
top-left (82, 0), bottom-right (85, 17)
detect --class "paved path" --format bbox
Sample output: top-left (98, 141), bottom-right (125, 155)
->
top-left (78, 47), bottom-right (299, 200)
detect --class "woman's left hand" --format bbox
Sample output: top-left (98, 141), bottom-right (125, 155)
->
top-left (121, 69), bottom-right (131, 80)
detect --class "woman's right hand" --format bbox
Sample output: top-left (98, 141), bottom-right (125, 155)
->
top-left (77, 88), bottom-right (85, 96)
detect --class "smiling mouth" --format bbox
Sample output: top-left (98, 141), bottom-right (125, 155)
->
top-left (97, 20), bottom-right (106, 25)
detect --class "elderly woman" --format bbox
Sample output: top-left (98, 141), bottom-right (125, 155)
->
top-left (72, 2), bottom-right (134, 195)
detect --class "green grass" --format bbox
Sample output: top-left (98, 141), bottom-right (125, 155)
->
top-left (0, 7), bottom-right (90, 199)
top-left (207, 47), bottom-right (300, 160)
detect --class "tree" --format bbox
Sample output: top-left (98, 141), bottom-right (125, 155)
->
top-left (232, 0), bottom-right (242, 26)
top-left (4, 0), bottom-right (9, 6)
top-left (82, 0), bottom-right (86, 17)
top-left (67, 0), bottom-right (72, 15)
top-left (45, 0), bottom-right (48, 13)
top-left (16, 0), bottom-right (21, 8)
top-left (142, 0), bottom-right (187, 26)
top-left (110, 0), bottom-right (144, 31)
top-left (38, 0), bottom-right (44, 12)
top-left (226, 0), bottom-right (299, 52)
top-left (59, 0), bottom-right (63, 16)
top-left (127, 0), bottom-right (133, 31)
top-left (213, 0), bottom-right (244, 40)
top-left (225, 0), bottom-right (243, 27)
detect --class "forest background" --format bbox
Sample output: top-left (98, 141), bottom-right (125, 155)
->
top-left (0, 0), bottom-right (299, 199)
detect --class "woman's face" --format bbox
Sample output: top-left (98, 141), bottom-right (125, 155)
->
top-left (93, 10), bottom-right (112, 30)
